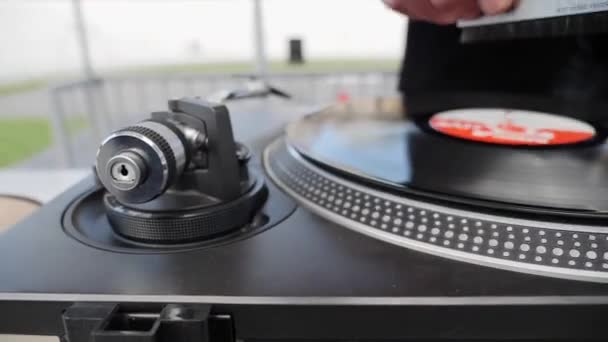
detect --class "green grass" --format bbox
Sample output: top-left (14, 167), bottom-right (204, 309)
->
top-left (121, 58), bottom-right (400, 75)
top-left (0, 79), bottom-right (47, 97)
top-left (0, 116), bottom-right (88, 167)
top-left (0, 118), bottom-right (51, 167)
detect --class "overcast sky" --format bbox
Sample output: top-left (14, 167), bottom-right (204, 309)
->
top-left (0, 0), bottom-right (407, 81)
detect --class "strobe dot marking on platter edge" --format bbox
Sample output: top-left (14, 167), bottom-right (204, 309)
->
top-left (265, 140), bottom-right (608, 283)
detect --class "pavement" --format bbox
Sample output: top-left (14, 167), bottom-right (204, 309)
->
top-left (0, 169), bottom-right (89, 202)
top-left (0, 89), bottom-right (50, 118)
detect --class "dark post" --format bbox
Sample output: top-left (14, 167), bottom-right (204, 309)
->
top-left (288, 38), bottom-right (305, 65)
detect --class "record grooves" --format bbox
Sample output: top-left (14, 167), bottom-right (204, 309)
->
top-left (299, 150), bottom-right (608, 223)
top-left (286, 99), bottom-right (608, 219)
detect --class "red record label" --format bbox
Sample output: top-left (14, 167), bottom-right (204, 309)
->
top-left (429, 109), bottom-right (596, 146)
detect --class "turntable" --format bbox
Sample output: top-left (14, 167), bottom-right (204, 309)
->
top-left (1, 95), bottom-right (608, 341)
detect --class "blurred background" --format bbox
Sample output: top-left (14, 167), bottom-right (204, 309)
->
top-left (0, 0), bottom-right (407, 169)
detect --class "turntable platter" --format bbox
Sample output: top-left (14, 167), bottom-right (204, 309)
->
top-left (286, 98), bottom-right (608, 216)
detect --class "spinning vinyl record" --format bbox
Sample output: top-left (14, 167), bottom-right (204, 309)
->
top-left (286, 98), bottom-right (608, 218)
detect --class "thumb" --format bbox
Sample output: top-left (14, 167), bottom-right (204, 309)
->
top-left (478, 0), bottom-right (515, 15)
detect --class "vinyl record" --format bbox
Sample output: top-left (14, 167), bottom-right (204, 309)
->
top-left (286, 98), bottom-right (608, 218)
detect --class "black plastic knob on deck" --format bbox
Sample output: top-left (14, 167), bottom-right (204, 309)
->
top-left (95, 99), bottom-right (268, 245)
top-left (104, 173), bottom-right (268, 244)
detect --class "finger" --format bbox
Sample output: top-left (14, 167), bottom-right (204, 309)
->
top-left (384, 0), bottom-right (440, 21)
top-left (430, 0), bottom-right (482, 22)
top-left (384, 0), bottom-right (481, 24)
top-left (430, 0), bottom-right (478, 13)
top-left (391, 0), bottom-right (457, 24)
top-left (478, 0), bottom-right (515, 15)
top-left (407, 1), bottom-right (459, 24)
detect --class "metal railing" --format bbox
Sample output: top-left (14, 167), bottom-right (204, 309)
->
top-left (48, 71), bottom-right (399, 167)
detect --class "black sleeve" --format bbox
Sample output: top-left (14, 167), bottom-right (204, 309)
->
top-left (399, 21), bottom-right (585, 97)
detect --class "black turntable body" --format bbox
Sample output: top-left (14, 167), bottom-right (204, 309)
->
top-left (3, 95), bottom-right (608, 341)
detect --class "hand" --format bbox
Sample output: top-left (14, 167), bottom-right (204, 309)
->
top-left (383, 0), bottom-right (515, 25)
